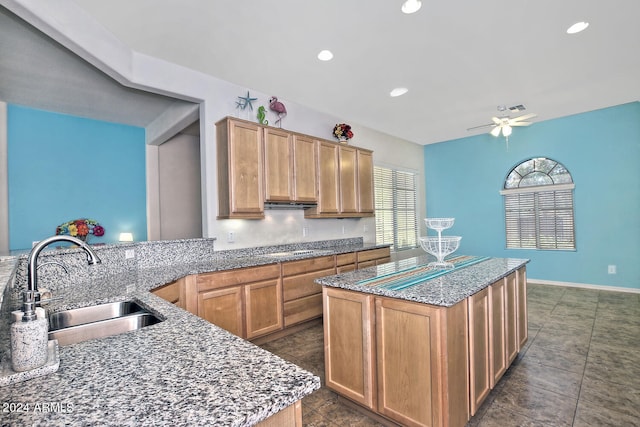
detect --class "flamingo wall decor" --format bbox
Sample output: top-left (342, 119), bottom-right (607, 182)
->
top-left (269, 96), bottom-right (287, 127)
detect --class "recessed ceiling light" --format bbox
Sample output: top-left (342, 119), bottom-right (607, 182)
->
top-left (317, 50), bottom-right (334, 61)
top-left (401, 0), bottom-right (422, 14)
top-left (390, 87), bottom-right (409, 97)
top-left (566, 21), bottom-right (589, 34)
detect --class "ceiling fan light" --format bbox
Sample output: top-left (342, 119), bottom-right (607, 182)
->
top-left (490, 127), bottom-right (501, 137)
top-left (317, 50), bottom-right (333, 61)
top-left (401, 0), bottom-right (422, 14)
top-left (390, 87), bottom-right (408, 97)
top-left (502, 125), bottom-right (513, 137)
top-left (567, 21), bottom-right (589, 34)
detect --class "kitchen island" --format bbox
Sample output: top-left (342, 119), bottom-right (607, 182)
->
top-left (316, 255), bottom-right (529, 427)
top-left (0, 238), bottom-right (388, 426)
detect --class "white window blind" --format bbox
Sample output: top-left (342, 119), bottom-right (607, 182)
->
top-left (374, 166), bottom-right (418, 251)
top-left (502, 157), bottom-right (576, 250)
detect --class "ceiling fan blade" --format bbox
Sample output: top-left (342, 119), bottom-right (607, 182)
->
top-left (511, 121), bottom-right (532, 127)
top-left (466, 123), bottom-right (495, 131)
top-left (491, 116), bottom-right (502, 125)
top-left (509, 113), bottom-right (537, 123)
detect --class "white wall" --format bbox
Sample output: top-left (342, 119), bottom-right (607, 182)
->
top-left (4, 0), bottom-right (426, 252)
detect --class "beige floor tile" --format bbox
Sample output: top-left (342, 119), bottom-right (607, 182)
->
top-left (523, 343), bottom-right (587, 374)
top-left (579, 376), bottom-right (640, 419)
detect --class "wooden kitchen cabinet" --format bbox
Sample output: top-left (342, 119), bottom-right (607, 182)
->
top-left (152, 277), bottom-right (186, 310)
top-left (323, 287), bottom-right (376, 409)
top-left (357, 149), bottom-right (375, 213)
top-left (517, 267), bottom-right (528, 349)
top-left (292, 135), bottom-right (318, 202)
top-left (339, 145), bottom-right (358, 213)
top-left (468, 267), bottom-right (528, 415)
top-left (489, 278), bottom-right (507, 387)
top-left (198, 286), bottom-right (245, 337)
top-left (324, 287), bottom-right (469, 427)
top-left (311, 141), bottom-right (340, 215)
top-left (468, 287), bottom-right (491, 416)
top-left (216, 117), bottom-right (264, 218)
top-left (282, 255), bottom-right (335, 327)
top-left (376, 297), bottom-right (469, 427)
top-left (195, 264), bottom-right (282, 339)
top-left (356, 247), bottom-right (391, 269)
top-left (336, 252), bottom-right (357, 273)
top-left (504, 271), bottom-right (518, 364)
top-left (263, 127), bottom-right (293, 202)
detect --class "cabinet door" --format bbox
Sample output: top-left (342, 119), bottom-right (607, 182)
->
top-left (324, 287), bottom-right (376, 409)
top-left (198, 286), bottom-right (244, 337)
top-left (468, 287), bottom-right (491, 416)
top-left (316, 141), bottom-right (339, 214)
top-left (245, 279), bottom-right (283, 339)
top-left (292, 135), bottom-right (317, 202)
top-left (264, 128), bottom-right (293, 202)
top-left (517, 267), bottom-right (528, 349)
top-left (357, 149), bottom-right (374, 213)
top-left (225, 119), bottom-right (264, 216)
top-left (489, 279), bottom-right (507, 387)
top-left (339, 145), bottom-right (358, 213)
top-left (504, 272), bottom-right (518, 363)
top-left (376, 297), bottom-right (442, 427)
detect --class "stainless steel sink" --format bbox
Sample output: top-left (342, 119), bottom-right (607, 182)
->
top-left (48, 301), bottom-right (162, 346)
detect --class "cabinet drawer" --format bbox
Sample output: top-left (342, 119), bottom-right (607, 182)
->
top-left (197, 264), bottom-right (280, 292)
top-left (284, 294), bottom-right (323, 327)
top-left (336, 252), bottom-right (357, 266)
top-left (357, 247), bottom-right (390, 263)
top-left (282, 256), bottom-right (335, 276)
top-left (283, 268), bottom-right (335, 301)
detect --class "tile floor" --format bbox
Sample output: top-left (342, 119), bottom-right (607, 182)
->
top-left (259, 284), bottom-right (640, 426)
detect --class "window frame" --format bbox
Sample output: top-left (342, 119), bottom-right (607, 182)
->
top-left (500, 157), bottom-right (576, 251)
top-left (374, 165), bottom-right (419, 252)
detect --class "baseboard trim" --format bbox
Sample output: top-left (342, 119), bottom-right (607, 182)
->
top-left (528, 278), bottom-right (640, 294)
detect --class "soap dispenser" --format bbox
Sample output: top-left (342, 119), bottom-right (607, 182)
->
top-left (10, 307), bottom-right (48, 372)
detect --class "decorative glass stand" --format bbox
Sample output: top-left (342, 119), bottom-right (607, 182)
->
top-left (419, 218), bottom-right (461, 269)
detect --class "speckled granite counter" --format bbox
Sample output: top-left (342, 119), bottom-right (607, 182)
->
top-left (315, 254), bottom-right (529, 307)
top-left (0, 238), bottom-right (388, 426)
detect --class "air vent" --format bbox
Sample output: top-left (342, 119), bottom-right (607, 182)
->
top-left (509, 104), bottom-right (526, 112)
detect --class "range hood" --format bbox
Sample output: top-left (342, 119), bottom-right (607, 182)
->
top-left (264, 202), bottom-right (317, 210)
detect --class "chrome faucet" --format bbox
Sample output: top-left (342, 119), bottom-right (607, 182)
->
top-left (22, 235), bottom-right (101, 321)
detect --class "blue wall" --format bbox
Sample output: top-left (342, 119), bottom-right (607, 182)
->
top-left (424, 102), bottom-right (640, 290)
top-left (7, 105), bottom-right (147, 250)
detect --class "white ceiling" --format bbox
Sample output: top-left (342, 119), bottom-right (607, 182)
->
top-left (4, 1), bottom-right (640, 145)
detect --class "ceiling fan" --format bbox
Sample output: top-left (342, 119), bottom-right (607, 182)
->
top-left (468, 113), bottom-right (537, 138)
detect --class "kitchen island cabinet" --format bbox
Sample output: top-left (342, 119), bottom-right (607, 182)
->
top-left (318, 256), bottom-right (529, 427)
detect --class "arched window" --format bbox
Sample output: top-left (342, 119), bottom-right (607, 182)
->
top-left (500, 157), bottom-right (575, 250)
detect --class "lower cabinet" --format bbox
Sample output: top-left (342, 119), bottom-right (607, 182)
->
top-left (255, 400), bottom-right (302, 427)
top-left (468, 267), bottom-right (528, 415)
top-left (282, 256), bottom-right (335, 327)
top-left (324, 287), bottom-right (469, 427)
top-left (356, 247), bottom-right (391, 269)
top-left (151, 277), bottom-right (186, 309)
top-left (325, 266), bottom-right (528, 425)
top-left (195, 264), bottom-right (283, 340)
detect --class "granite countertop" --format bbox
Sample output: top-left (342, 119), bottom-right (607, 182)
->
top-left (0, 239), bottom-right (389, 426)
top-left (315, 254), bottom-right (529, 307)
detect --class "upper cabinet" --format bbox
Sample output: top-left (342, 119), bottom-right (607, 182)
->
top-left (216, 118), bottom-right (264, 219)
top-left (292, 135), bottom-right (318, 203)
top-left (263, 127), bottom-right (294, 202)
top-left (217, 117), bottom-right (374, 219)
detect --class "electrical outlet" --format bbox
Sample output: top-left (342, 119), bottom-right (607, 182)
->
top-left (608, 265), bottom-right (617, 274)
top-left (302, 227), bottom-right (309, 237)
top-left (363, 224), bottom-right (368, 232)
top-left (227, 231), bottom-right (235, 243)
top-left (125, 249), bottom-right (135, 259)
top-left (342, 225), bottom-right (346, 235)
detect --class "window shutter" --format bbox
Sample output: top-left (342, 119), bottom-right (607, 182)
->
top-left (374, 166), bottom-right (418, 251)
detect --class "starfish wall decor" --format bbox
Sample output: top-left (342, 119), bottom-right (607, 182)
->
top-left (236, 91), bottom-right (257, 111)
